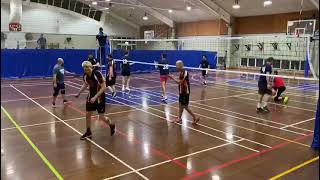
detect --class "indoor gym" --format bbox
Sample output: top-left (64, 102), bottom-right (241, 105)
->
top-left (1, 0), bottom-right (319, 180)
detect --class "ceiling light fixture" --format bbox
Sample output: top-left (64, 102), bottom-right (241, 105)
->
top-left (92, 1), bottom-right (97, 5)
top-left (186, 6), bottom-right (192, 11)
top-left (168, 9), bottom-right (173, 13)
top-left (105, 0), bottom-right (111, 1)
top-left (232, 0), bottom-right (240, 9)
top-left (264, 0), bottom-right (272, 6)
top-left (143, 13), bottom-right (148, 20)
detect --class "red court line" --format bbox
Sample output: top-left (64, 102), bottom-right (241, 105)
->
top-left (181, 132), bottom-right (314, 180)
top-left (66, 103), bottom-right (197, 173)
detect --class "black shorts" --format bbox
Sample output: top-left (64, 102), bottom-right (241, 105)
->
top-left (258, 83), bottom-right (272, 95)
top-left (53, 83), bottom-right (65, 96)
top-left (179, 94), bottom-right (190, 106)
top-left (121, 70), bottom-right (130, 76)
top-left (202, 70), bottom-right (208, 77)
top-left (106, 75), bottom-right (116, 86)
top-left (86, 94), bottom-right (105, 113)
top-left (273, 86), bottom-right (286, 101)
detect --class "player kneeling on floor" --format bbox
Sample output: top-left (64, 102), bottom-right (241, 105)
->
top-left (272, 70), bottom-right (289, 105)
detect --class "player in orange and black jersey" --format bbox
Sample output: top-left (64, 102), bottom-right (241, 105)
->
top-left (75, 61), bottom-right (115, 140)
top-left (169, 60), bottom-right (200, 124)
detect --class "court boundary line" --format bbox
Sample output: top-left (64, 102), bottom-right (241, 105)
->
top-left (65, 102), bottom-right (198, 174)
top-left (181, 133), bottom-right (314, 180)
top-left (71, 79), bottom-right (310, 147)
top-left (1, 106), bottom-right (64, 180)
top-left (1, 83), bottom-right (52, 88)
top-left (268, 156), bottom-right (319, 180)
top-left (66, 82), bottom-right (261, 153)
top-left (9, 84), bottom-right (149, 180)
top-left (122, 84), bottom-right (311, 136)
top-left (1, 109), bottom-right (137, 131)
top-left (136, 76), bottom-right (318, 110)
top-left (70, 80), bottom-right (254, 103)
top-left (280, 118), bottom-right (315, 130)
top-left (139, 75), bottom-right (318, 100)
top-left (112, 84), bottom-right (271, 148)
top-left (127, 80), bottom-right (312, 131)
top-left (191, 102), bottom-right (314, 133)
top-left (1, 92), bottom-right (87, 103)
top-left (238, 96), bottom-right (316, 112)
top-left (128, 88), bottom-right (310, 147)
top-left (193, 74), bottom-right (319, 99)
top-left (103, 140), bottom-right (243, 180)
top-left (190, 93), bottom-right (255, 102)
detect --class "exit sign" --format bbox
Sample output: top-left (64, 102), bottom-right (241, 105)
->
top-left (9, 23), bottom-right (22, 31)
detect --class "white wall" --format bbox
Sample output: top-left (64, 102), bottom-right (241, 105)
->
top-left (1, 2), bottom-right (139, 49)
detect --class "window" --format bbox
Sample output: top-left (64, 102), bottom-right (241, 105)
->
top-left (281, 60), bottom-right (290, 69)
top-left (94, 11), bottom-right (102, 21)
top-left (39, 0), bottom-right (46, 4)
top-left (256, 59), bottom-right (264, 67)
top-left (89, 10), bottom-right (95, 18)
top-left (300, 61), bottom-right (305, 70)
top-left (291, 61), bottom-right (300, 70)
top-left (248, 58), bottom-right (255, 67)
top-left (273, 60), bottom-right (281, 68)
top-left (241, 58), bottom-right (248, 66)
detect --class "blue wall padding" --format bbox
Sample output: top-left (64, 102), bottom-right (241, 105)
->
top-left (311, 97), bottom-right (319, 149)
top-left (1, 49), bottom-right (217, 78)
top-left (1, 49), bottom-right (94, 78)
top-left (112, 50), bottom-right (217, 73)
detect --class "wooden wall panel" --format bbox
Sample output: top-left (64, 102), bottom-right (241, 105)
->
top-left (235, 10), bottom-right (319, 34)
top-left (176, 20), bottom-right (228, 37)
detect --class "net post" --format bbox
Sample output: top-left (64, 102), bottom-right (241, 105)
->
top-left (311, 97), bottom-right (319, 149)
top-left (305, 36), bottom-right (317, 79)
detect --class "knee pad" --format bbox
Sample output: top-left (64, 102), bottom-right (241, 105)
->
top-left (53, 91), bottom-right (59, 97)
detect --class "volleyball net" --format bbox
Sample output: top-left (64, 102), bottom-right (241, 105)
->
top-left (109, 35), bottom-right (319, 80)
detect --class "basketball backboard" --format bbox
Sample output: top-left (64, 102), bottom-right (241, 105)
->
top-left (287, 19), bottom-right (316, 36)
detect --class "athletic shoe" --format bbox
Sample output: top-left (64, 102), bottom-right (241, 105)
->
top-left (80, 131), bottom-right (92, 140)
top-left (52, 103), bottom-right (56, 108)
top-left (110, 124), bottom-right (116, 136)
top-left (256, 107), bottom-right (264, 113)
top-left (122, 86), bottom-right (125, 91)
top-left (162, 96), bottom-right (168, 101)
top-left (63, 100), bottom-right (70, 105)
top-left (262, 106), bottom-right (270, 113)
top-left (126, 87), bottom-right (130, 91)
top-left (193, 117), bottom-right (200, 125)
top-left (283, 96), bottom-right (289, 105)
top-left (112, 92), bottom-right (117, 98)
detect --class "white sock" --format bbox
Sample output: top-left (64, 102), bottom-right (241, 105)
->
top-left (262, 102), bottom-right (267, 107)
top-left (257, 102), bottom-right (261, 108)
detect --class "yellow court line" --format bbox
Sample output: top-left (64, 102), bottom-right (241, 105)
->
top-left (1, 106), bottom-right (64, 180)
top-left (268, 156), bottom-right (319, 180)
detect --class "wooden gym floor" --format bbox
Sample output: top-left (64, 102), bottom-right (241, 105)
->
top-left (1, 72), bottom-right (319, 180)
